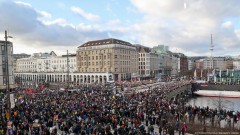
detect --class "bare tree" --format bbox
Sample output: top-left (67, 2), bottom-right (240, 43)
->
top-left (211, 94), bottom-right (233, 128)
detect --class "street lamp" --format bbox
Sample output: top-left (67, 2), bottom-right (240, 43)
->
top-left (4, 30), bottom-right (13, 117)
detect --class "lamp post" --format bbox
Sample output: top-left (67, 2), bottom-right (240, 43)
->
top-left (67, 50), bottom-right (70, 89)
top-left (4, 30), bottom-right (13, 117)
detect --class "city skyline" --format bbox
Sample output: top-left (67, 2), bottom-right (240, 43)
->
top-left (1, 0), bottom-right (240, 56)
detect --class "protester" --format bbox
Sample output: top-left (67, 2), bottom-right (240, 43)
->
top-left (1, 79), bottom-right (239, 135)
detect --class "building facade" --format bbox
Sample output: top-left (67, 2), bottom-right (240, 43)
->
top-left (76, 38), bottom-right (138, 82)
top-left (153, 45), bottom-right (172, 78)
top-left (134, 45), bottom-right (159, 79)
top-left (12, 53), bottom-right (31, 73)
top-left (172, 53), bottom-right (188, 77)
top-left (233, 58), bottom-right (240, 70)
top-left (203, 57), bottom-right (233, 70)
top-left (14, 52), bottom-right (81, 85)
top-left (171, 55), bottom-right (178, 77)
top-left (0, 41), bottom-right (14, 90)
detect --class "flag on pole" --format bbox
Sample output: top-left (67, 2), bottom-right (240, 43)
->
top-left (194, 69), bottom-right (197, 78)
top-left (212, 69), bottom-right (215, 76)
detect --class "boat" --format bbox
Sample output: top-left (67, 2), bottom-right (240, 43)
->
top-left (194, 90), bottom-right (240, 98)
top-left (191, 80), bottom-right (240, 91)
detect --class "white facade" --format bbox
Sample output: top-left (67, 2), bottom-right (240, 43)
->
top-left (16, 56), bottom-right (77, 73)
top-left (233, 60), bottom-right (240, 70)
top-left (188, 60), bottom-right (193, 70)
top-left (139, 52), bottom-right (150, 76)
top-left (15, 54), bottom-right (114, 84)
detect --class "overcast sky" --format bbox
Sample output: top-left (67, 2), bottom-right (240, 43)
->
top-left (0, 0), bottom-right (240, 56)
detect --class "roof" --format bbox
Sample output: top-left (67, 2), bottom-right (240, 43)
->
top-left (78, 38), bottom-right (133, 48)
top-left (134, 45), bottom-right (151, 53)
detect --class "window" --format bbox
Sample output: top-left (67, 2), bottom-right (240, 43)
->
top-left (96, 56), bottom-right (98, 60)
top-left (1, 45), bottom-right (4, 51)
top-left (114, 55), bottom-right (117, 58)
top-left (92, 56), bottom-right (94, 60)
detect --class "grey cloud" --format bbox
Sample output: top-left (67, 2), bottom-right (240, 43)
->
top-left (129, 0), bottom-right (240, 56)
top-left (0, 1), bottom-right (110, 52)
top-left (0, 1), bottom-right (38, 34)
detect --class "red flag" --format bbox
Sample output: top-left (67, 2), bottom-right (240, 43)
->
top-left (26, 88), bottom-right (32, 94)
top-left (39, 84), bottom-right (44, 89)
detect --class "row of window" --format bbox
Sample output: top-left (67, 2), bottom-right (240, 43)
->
top-left (18, 59), bottom-right (76, 65)
top-left (77, 55), bottom-right (133, 61)
top-left (79, 67), bottom-right (131, 73)
top-left (18, 64), bottom-right (75, 69)
top-left (79, 61), bottom-right (132, 66)
top-left (78, 48), bottom-right (133, 55)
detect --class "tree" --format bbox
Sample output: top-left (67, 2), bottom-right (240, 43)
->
top-left (211, 94), bottom-right (233, 128)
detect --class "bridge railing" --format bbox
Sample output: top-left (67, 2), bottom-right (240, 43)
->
top-left (166, 84), bottom-right (191, 100)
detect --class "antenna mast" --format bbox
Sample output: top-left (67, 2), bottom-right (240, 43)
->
top-left (209, 33), bottom-right (214, 69)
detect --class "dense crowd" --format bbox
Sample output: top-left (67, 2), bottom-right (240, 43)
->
top-left (0, 80), bottom-right (239, 135)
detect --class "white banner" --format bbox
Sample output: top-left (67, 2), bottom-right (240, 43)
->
top-left (10, 93), bottom-right (15, 109)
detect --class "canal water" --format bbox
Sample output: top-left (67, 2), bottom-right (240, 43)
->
top-left (187, 96), bottom-right (240, 111)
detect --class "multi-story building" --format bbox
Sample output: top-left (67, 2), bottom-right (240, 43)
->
top-left (195, 59), bottom-right (204, 69)
top-left (153, 45), bottom-right (172, 78)
top-left (15, 52), bottom-right (77, 84)
top-left (233, 57), bottom-right (240, 70)
top-left (136, 45), bottom-right (151, 79)
top-left (203, 57), bottom-right (233, 70)
top-left (171, 55), bottom-right (178, 77)
top-left (76, 38), bottom-right (138, 82)
top-left (12, 53), bottom-right (31, 73)
top-left (172, 53), bottom-right (188, 77)
top-left (150, 50), bottom-right (159, 78)
top-left (188, 60), bottom-right (194, 70)
top-left (135, 45), bottom-right (159, 79)
top-left (0, 41), bottom-right (14, 90)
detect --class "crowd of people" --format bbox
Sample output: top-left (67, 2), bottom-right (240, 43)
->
top-left (0, 80), bottom-right (239, 135)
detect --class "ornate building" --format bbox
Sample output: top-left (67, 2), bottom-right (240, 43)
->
top-left (76, 38), bottom-right (138, 82)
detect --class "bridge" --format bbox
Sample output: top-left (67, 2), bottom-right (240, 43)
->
top-left (166, 84), bottom-right (192, 101)
top-left (124, 83), bottom-right (192, 101)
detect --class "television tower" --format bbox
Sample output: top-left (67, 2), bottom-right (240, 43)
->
top-left (209, 33), bottom-right (214, 69)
